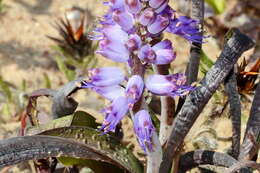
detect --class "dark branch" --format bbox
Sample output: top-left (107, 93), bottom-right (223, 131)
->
top-left (159, 28), bottom-right (255, 173)
top-left (176, 0), bottom-right (204, 115)
top-left (224, 160), bottom-right (260, 173)
top-left (178, 150), bottom-right (252, 173)
top-left (239, 82), bottom-right (260, 160)
top-left (224, 68), bottom-right (241, 159)
top-left (187, 0), bottom-right (204, 85)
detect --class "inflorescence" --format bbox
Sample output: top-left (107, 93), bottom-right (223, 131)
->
top-left (81, 0), bottom-right (203, 152)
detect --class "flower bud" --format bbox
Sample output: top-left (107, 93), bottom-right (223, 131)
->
top-left (112, 10), bottom-right (134, 31)
top-left (147, 14), bottom-right (169, 34)
top-left (125, 75), bottom-right (144, 105)
top-left (125, 34), bottom-right (142, 52)
top-left (138, 8), bottom-right (155, 26)
top-left (133, 110), bottom-right (155, 152)
top-left (125, 0), bottom-right (142, 14)
top-left (138, 40), bottom-right (176, 64)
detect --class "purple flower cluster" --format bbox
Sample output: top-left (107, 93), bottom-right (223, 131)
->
top-left (82, 0), bottom-right (202, 152)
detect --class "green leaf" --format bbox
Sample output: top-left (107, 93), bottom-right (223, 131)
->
top-left (199, 50), bottom-right (214, 75)
top-left (39, 126), bottom-right (144, 173)
top-left (0, 75), bottom-right (12, 102)
top-left (200, 50), bottom-right (214, 68)
top-left (205, 0), bottom-right (226, 14)
top-left (70, 111), bottom-right (99, 128)
top-left (54, 55), bottom-right (76, 81)
top-left (43, 73), bottom-right (51, 89)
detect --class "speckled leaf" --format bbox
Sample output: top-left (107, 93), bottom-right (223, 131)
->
top-left (39, 126), bottom-right (143, 173)
top-left (25, 111), bottom-right (99, 135)
top-left (70, 111), bottom-right (99, 128)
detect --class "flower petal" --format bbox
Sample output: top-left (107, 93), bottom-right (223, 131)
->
top-left (125, 75), bottom-right (144, 105)
top-left (112, 10), bottom-right (134, 31)
top-left (125, 0), bottom-right (142, 14)
top-left (147, 14), bottom-right (170, 34)
top-left (93, 85), bottom-right (125, 101)
top-left (88, 67), bottom-right (125, 86)
top-left (138, 8), bottom-right (155, 26)
top-left (138, 44), bottom-right (156, 63)
top-left (149, 0), bottom-right (167, 9)
top-left (100, 96), bottom-right (129, 133)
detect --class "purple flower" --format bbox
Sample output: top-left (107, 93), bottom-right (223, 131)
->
top-left (145, 74), bottom-right (194, 97)
top-left (125, 75), bottom-right (144, 106)
top-left (97, 25), bottom-right (141, 62)
top-left (147, 14), bottom-right (170, 34)
top-left (112, 9), bottom-right (134, 31)
top-left (81, 67), bottom-right (125, 88)
top-left (149, 0), bottom-right (167, 9)
top-left (125, 34), bottom-right (142, 52)
top-left (167, 16), bottom-right (203, 43)
top-left (100, 96), bottom-right (130, 133)
top-left (154, 0), bottom-right (169, 13)
top-left (138, 8), bottom-right (155, 26)
top-left (133, 110), bottom-right (155, 152)
top-left (125, 0), bottom-right (142, 14)
top-left (93, 85), bottom-right (125, 101)
top-left (138, 40), bottom-right (176, 64)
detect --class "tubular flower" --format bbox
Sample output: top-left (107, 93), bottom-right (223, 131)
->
top-left (138, 39), bottom-right (176, 64)
top-left (100, 96), bottom-right (130, 133)
top-left (92, 85), bottom-right (125, 101)
top-left (133, 110), bottom-right (155, 152)
top-left (167, 16), bottom-right (203, 43)
top-left (96, 25), bottom-right (141, 62)
top-left (145, 74), bottom-right (194, 97)
top-left (81, 67), bottom-right (125, 87)
top-left (125, 75), bottom-right (144, 106)
top-left (147, 14), bottom-right (170, 34)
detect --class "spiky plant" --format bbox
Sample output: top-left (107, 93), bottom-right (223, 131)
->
top-left (48, 7), bottom-right (97, 61)
top-left (237, 58), bottom-right (260, 94)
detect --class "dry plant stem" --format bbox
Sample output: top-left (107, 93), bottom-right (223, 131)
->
top-left (224, 68), bottom-right (241, 159)
top-left (187, 0), bottom-right (204, 85)
top-left (147, 132), bottom-right (163, 173)
top-left (132, 54), bottom-right (145, 113)
top-left (239, 82), bottom-right (260, 161)
top-left (153, 65), bottom-right (176, 145)
top-left (159, 28), bottom-right (255, 173)
top-left (176, 0), bottom-right (204, 114)
top-left (223, 160), bottom-right (260, 173)
top-left (131, 55), bottom-right (162, 173)
top-left (178, 150), bottom-right (252, 173)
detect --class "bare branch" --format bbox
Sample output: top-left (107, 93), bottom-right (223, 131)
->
top-left (159, 28), bottom-right (255, 173)
top-left (239, 82), bottom-right (260, 161)
top-left (224, 68), bottom-right (241, 159)
top-left (187, 0), bottom-right (204, 85)
top-left (224, 160), bottom-right (260, 173)
top-left (178, 150), bottom-right (252, 173)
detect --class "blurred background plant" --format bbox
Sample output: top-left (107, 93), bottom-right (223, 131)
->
top-left (48, 7), bottom-right (98, 81)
